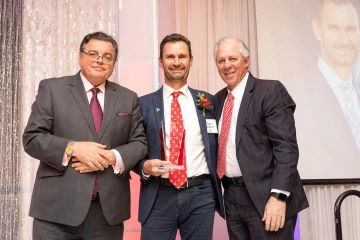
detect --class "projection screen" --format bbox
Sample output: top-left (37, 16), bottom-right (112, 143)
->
top-left (256, 0), bottom-right (360, 183)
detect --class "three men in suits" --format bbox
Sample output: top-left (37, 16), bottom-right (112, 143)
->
top-left (133, 33), bottom-right (225, 240)
top-left (287, 0), bottom-right (360, 179)
top-left (214, 37), bottom-right (308, 239)
top-left (23, 32), bottom-right (147, 239)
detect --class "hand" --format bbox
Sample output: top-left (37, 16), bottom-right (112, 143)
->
top-left (262, 196), bottom-right (286, 231)
top-left (71, 142), bottom-right (108, 171)
top-left (72, 159), bottom-right (97, 173)
top-left (143, 160), bottom-right (172, 177)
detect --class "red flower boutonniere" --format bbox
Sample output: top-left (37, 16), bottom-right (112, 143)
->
top-left (196, 92), bottom-right (213, 117)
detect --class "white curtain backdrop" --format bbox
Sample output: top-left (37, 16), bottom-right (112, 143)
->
top-left (300, 185), bottom-right (360, 240)
top-left (174, 0), bottom-right (258, 95)
top-left (19, 1), bottom-right (117, 239)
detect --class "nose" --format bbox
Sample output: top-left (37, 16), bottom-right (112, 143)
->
top-left (173, 57), bottom-right (180, 66)
top-left (224, 59), bottom-right (231, 69)
top-left (96, 55), bottom-right (104, 63)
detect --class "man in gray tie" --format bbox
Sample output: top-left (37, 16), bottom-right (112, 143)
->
top-left (23, 31), bottom-right (147, 240)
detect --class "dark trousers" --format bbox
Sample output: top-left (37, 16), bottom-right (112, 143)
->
top-left (141, 179), bottom-right (215, 240)
top-left (33, 199), bottom-right (124, 240)
top-left (224, 183), bottom-right (297, 240)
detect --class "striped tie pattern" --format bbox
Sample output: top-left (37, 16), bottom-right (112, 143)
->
top-left (217, 92), bottom-right (234, 178)
top-left (341, 81), bottom-right (360, 150)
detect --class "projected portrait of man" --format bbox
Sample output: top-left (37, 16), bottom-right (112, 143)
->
top-left (287, 0), bottom-right (360, 180)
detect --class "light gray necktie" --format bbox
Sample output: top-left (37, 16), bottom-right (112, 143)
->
top-left (341, 81), bottom-right (360, 150)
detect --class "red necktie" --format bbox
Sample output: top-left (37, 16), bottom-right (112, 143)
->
top-left (169, 91), bottom-right (187, 189)
top-left (217, 92), bottom-right (234, 178)
top-left (90, 88), bottom-right (103, 196)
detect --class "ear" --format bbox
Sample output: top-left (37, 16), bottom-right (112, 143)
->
top-left (312, 19), bottom-right (321, 41)
top-left (78, 53), bottom-right (82, 65)
top-left (158, 57), bottom-right (164, 69)
top-left (245, 56), bottom-right (250, 68)
top-left (189, 56), bottom-right (193, 67)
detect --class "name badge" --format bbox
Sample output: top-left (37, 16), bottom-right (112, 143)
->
top-left (206, 119), bottom-right (218, 133)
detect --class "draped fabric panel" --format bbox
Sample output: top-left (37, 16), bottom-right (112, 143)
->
top-left (300, 185), bottom-right (360, 240)
top-left (0, 0), bottom-right (22, 239)
top-left (19, 1), bottom-right (116, 238)
top-left (174, 0), bottom-right (258, 95)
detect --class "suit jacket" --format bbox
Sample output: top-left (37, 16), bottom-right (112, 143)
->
top-left (133, 86), bottom-right (225, 224)
top-left (216, 73), bottom-right (309, 219)
top-left (23, 72), bottom-right (147, 226)
top-left (286, 66), bottom-right (360, 179)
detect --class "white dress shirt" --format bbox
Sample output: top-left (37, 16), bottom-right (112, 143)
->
top-left (161, 83), bottom-right (210, 178)
top-left (218, 72), bottom-right (248, 177)
top-left (318, 56), bottom-right (360, 121)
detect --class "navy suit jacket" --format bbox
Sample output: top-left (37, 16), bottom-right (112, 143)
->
top-left (134, 86), bottom-right (225, 223)
top-left (216, 73), bottom-right (309, 219)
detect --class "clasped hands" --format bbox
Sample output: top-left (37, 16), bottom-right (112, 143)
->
top-left (71, 142), bottom-right (115, 173)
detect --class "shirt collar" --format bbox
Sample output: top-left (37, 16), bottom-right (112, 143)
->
top-left (163, 82), bottom-right (190, 99)
top-left (227, 72), bottom-right (249, 99)
top-left (80, 71), bottom-right (106, 93)
top-left (317, 56), bottom-right (352, 88)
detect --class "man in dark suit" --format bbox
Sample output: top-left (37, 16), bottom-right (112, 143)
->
top-left (287, 0), bottom-right (360, 179)
top-left (133, 33), bottom-right (225, 240)
top-left (214, 37), bottom-right (308, 240)
top-left (23, 32), bottom-right (147, 240)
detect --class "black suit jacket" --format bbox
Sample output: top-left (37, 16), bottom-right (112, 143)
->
top-left (23, 72), bottom-right (147, 226)
top-left (133, 86), bottom-right (225, 224)
top-left (216, 73), bottom-right (308, 218)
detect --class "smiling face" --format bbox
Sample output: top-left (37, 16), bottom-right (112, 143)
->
top-left (313, 1), bottom-right (360, 69)
top-left (78, 39), bottom-right (115, 86)
top-left (215, 39), bottom-right (250, 91)
top-left (159, 41), bottom-right (193, 87)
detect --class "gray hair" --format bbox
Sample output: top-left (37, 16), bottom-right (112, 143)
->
top-left (213, 37), bottom-right (250, 62)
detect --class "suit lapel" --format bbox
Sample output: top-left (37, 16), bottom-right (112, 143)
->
top-left (69, 73), bottom-right (98, 139)
top-left (235, 73), bottom-right (254, 151)
top-left (152, 87), bottom-right (165, 133)
top-left (216, 88), bottom-right (228, 123)
top-left (312, 68), bottom-right (359, 153)
top-left (189, 88), bottom-right (211, 164)
top-left (98, 80), bottom-right (117, 141)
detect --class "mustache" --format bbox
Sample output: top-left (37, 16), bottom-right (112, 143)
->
top-left (332, 42), bottom-right (357, 51)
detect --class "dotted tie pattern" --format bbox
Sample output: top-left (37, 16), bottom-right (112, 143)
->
top-left (217, 92), bottom-right (234, 178)
top-left (169, 91), bottom-right (187, 189)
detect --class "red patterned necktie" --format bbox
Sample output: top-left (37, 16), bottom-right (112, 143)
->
top-left (90, 88), bottom-right (103, 196)
top-left (217, 92), bottom-right (234, 178)
top-left (169, 91), bottom-right (187, 189)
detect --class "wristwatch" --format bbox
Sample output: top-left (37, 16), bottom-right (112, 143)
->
top-left (65, 141), bottom-right (75, 160)
top-left (271, 192), bottom-right (288, 202)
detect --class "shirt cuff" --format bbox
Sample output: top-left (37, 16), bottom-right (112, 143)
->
top-left (271, 189), bottom-right (290, 197)
top-left (62, 152), bottom-right (69, 167)
top-left (111, 149), bottom-right (124, 174)
top-left (142, 170), bottom-right (150, 180)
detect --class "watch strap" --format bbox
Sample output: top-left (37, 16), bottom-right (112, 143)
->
top-left (271, 192), bottom-right (288, 202)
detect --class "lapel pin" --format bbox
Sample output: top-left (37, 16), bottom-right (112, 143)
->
top-left (156, 108), bottom-right (161, 112)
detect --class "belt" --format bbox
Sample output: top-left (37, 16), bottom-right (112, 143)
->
top-left (92, 192), bottom-right (99, 201)
top-left (160, 174), bottom-right (210, 188)
top-left (222, 176), bottom-right (245, 187)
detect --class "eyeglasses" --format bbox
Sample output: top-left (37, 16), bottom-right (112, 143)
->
top-left (81, 51), bottom-right (116, 63)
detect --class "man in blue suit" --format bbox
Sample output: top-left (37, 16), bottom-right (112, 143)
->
top-left (133, 33), bottom-right (225, 240)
